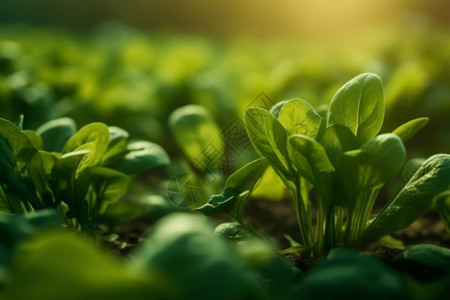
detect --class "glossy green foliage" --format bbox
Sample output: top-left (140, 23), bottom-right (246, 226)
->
top-left (245, 108), bottom-right (292, 181)
top-left (360, 154), bottom-right (450, 243)
top-left (0, 117), bottom-right (169, 230)
top-left (200, 73), bottom-right (445, 257)
top-left (328, 73), bottom-right (384, 146)
top-left (197, 158), bottom-right (269, 222)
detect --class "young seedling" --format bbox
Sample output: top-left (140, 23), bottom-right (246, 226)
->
top-left (199, 73), bottom-right (450, 257)
top-left (0, 117), bottom-right (169, 230)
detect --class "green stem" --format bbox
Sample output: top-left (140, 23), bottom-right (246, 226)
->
top-left (344, 207), bottom-right (354, 245)
top-left (294, 175), bottom-right (314, 249)
top-left (316, 193), bottom-right (325, 256)
top-left (324, 204), bottom-right (335, 253)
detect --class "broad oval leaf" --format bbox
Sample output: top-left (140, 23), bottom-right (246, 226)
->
top-left (168, 105), bottom-right (224, 173)
top-left (392, 117), bottom-right (429, 143)
top-left (245, 107), bottom-right (293, 181)
top-left (358, 133), bottom-right (406, 185)
top-left (359, 154), bottom-right (450, 243)
top-left (36, 117), bottom-right (77, 152)
top-left (327, 73), bottom-right (384, 145)
top-left (62, 123), bottom-right (110, 173)
top-left (395, 244), bottom-right (450, 273)
top-left (108, 141), bottom-right (170, 174)
top-left (278, 98), bottom-right (322, 138)
top-left (339, 134), bottom-right (405, 206)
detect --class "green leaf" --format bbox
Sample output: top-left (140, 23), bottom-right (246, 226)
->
top-left (214, 222), bottom-right (257, 243)
top-left (28, 152), bottom-right (56, 208)
top-left (341, 134), bottom-right (405, 203)
top-left (62, 123), bottom-right (110, 174)
top-left (296, 248), bottom-right (405, 300)
top-left (83, 167), bottom-right (130, 215)
top-left (0, 119), bottom-right (45, 210)
top-left (245, 107), bottom-right (293, 181)
top-left (4, 230), bottom-right (172, 300)
top-left (36, 118), bottom-right (77, 152)
top-left (358, 133), bottom-right (406, 186)
top-left (327, 73), bottom-right (384, 145)
top-left (107, 141), bottom-right (169, 174)
top-left (131, 213), bottom-right (261, 300)
top-left (269, 100), bottom-right (289, 118)
top-left (392, 117), bottom-right (429, 143)
top-left (0, 118), bottom-right (39, 175)
top-left (52, 150), bottom-right (91, 207)
top-left (394, 158), bottom-right (426, 197)
top-left (377, 235), bottom-right (405, 250)
top-left (23, 130), bottom-right (44, 149)
top-left (197, 158), bottom-right (269, 221)
top-left (318, 124), bottom-right (358, 167)
top-left (288, 134), bottom-right (335, 203)
top-left (168, 105), bottom-right (224, 173)
top-left (359, 154), bottom-right (450, 243)
top-left (395, 244), bottom-right (450, 273)
top-left (435, 191), bottom-right (450, 233)
top-left (278, 98), bottom-right (322, 138)
top-left (101, 126), bottom-right (129, 165)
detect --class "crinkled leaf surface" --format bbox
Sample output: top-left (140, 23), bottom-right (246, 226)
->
top-left (278, 98), bottom-right (322, 138)
top-left (359, 154), bottom-right (450, 243)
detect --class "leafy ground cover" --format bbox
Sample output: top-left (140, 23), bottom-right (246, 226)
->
top-left (0, 24), bottom-right (450, 299)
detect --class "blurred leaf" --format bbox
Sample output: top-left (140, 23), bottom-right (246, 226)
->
top-left (4, 230), bottom-right (173, 300)
top-left (132, 213), bottom-right (262, 300)
top-left (107, 141), bottom-right (169, 174)
top-left (62, 122), bottom-right (110, 174)
top-left (36, 117), bottom-right (77, 152)
top-left (295, 248), bottom-right (406, 300)
top-left (395, 244), bottom-right (450, 273)
top-left (168, 105), bottom-right (223, 173)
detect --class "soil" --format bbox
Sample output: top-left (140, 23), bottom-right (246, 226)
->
top-left (103, 196), bottom-right (450, 274)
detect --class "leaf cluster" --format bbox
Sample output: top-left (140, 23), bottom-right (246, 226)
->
top-left (0, 117), bottom-right (169, 230)
top-left (199, 73), bottom-right (450, 256)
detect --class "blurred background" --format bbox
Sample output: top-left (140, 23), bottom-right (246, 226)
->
top-left (0, 0), bottom-right (449, 176)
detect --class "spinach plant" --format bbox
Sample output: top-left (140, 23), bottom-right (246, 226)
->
top-left (199, 73), bottom-right (450, 257)
top-left (0, 117), bottom-right (169, 230)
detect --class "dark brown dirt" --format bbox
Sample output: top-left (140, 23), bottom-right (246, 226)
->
top-left (103, 197), bottom-right (450, 269)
